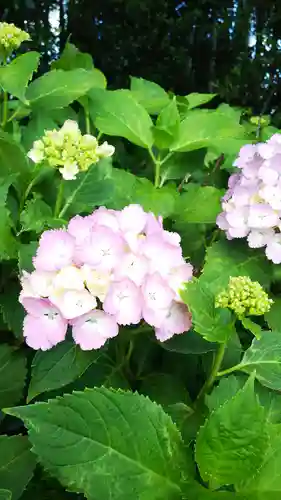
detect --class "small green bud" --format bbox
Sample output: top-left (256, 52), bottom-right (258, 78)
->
top-left (215, 276), bottom-right (273, 317)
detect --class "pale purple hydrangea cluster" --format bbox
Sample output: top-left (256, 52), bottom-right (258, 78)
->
top-left (19, 204), bottom-right (193, 351)
top-left (217, 134), bottom-right (281, 264)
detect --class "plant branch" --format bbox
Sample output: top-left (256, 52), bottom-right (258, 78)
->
top-left (54, 181), bottom-right (64, 218)
top-left (196, 342), bottom-right (227, 401)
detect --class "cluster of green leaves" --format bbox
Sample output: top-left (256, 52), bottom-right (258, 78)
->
top-left (1, 40), bottom-right (281, 500)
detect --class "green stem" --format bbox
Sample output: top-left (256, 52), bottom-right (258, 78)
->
top-left (196, 342), bottom-right (227, 401)
top-left (85, 109), bottom-right (91, 134)
top-left (54, 182), bottom-right (64, 218)
top-left (217, 363), bottom-right (242, 378)
top-left (148, 148), bottom-right (161, 188)
top-left (1, 91), bottom-right (8, 128)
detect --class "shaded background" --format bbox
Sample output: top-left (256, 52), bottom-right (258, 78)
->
top-left (1, 0), bottom-right (281, 113)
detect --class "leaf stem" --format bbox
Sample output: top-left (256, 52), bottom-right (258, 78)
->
top-left (217, 363), bottom-right (242, 378)
top-left (54, 181), bottom-right (64, 218)
top-left (196, 342), bottom-right (227, 401)
top-left (85, 108), bottom-right (91, 134)
top-left (19, 172), bottom-right (42, 212)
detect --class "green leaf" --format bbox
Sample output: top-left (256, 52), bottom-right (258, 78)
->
top-left (185, 93), bottom-right (217, 110)
top-left (0, 175), bottom-right (18, 207)
top-left (170, 110), bottom-right (245, 153)
top-left (195, 375), bottom-right (269, 488)
top-left (18, 241), bottom-right (37, 273)
top-left (0, 282), bottom-right (25, 338)
top-left (27, 341), bottom-right (103, 401)
top-left (154, 97), bottom-right (180, 149)
top-left (0, 490), bottom-right (11, 500)
top-left (0, 206), bottom-right (17, 260)
top-left (140, 373), bottom-right (191, 411)
top-left (238, 426), bottom-right (281, 494)
top-left (108, 168), bottom-right (178, 217)
top-left (0, 435), bottom-right (36, 500)
top-left (0, 344), bottom-right (26, 408)
top-left (7, 388), bottom-right (191, 500)
top-left (0, 130), bottom-right (29, 188)
top-left (174, 184), bottom-right (224, 224)
top-left (61, 159), bottom-right (114, 217)
top-left (201, 240), bottom-right (272, 295)
top-left (89, 89), bottom-right (154, 148)
top-left (72, 354), bottom-right (130, 393)
top-left (26, 69), bottom-right (97, 109)
top-left (240, 316), bottom-right (262, 339)
top-left (239, 332), bottom-right (281, 390)
top-left (133, 178), bottom-right (179, 218)
top-left (182, 279), bottom-right (235, 343)
top-left (130, 76), bottom-right (169, 114)
top-left (161, 149), bottom-right (206, 183)
top-left (160, 330), bottom-right (217, 354)
top-left (205, 375), bottom-right (242, 412)
top-left (0, 52), bottom-right (40, 102)
top-left (20, 197), bottom-right (52, 233)
top-left (51, 42), bottom-right (93, 71)
top-left (265, 298), bottom-right (281, 330)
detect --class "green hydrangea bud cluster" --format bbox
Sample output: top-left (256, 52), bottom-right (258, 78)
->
top-left (0, 22), bottom-right (30, 57)
top-left (27, 120), bottom-right (115, 180)
top-left (215, 276), bottom-right (273, 316)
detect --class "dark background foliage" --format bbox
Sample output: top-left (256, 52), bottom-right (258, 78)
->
top-left (1, 0), bottom-right (281, 113)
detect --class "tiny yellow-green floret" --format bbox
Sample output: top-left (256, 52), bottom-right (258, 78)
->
top-left (215, 276), bottom-right (273, 317)
top-left (0, 22), bottom-right (30, 57)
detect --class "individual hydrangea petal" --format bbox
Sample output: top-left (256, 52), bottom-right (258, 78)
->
top-left (155, 302), bottom-right (192, 342)
top-left (142, 234), bottom-right (183, 274)
top-left (59, 161), bottom-right (79, 180)
top-left (68, 215), bottom-right (95, 244)
top-left (50, 289), bottom-right (97, 320)
top-left (114, 252), bottom-right (148, 286)
top-left (91, 206), bottom-right (120, 232)
top-left (81, 265), bottom-right (112, 301)
top-left (247, 204), bottom-right (279, 229)
top-left (96, 141), bottom-right (115, 158)
top-left (247, 229), bottom-right (275, 248)
top-left (266, 234), bottom-right (281, 264)
top-left (76, 226), bottom-right (126, 271)
top-left (23, 312), bottom-right (67, 350)
top-left (166, 263), bottom-right (193, 301)
top-left (21, 297), bottom-right (56, 317)
top-left (142, 273), bottom-right (174, 327)
top-left (33, 230), bottom-right (75, 272)
top-left (53, 265), bottom-right (85, 291)
top-left (72, 310), bottom-right (118, 350)
top-left (103, 278), bottom-right (142, 325)
top-left (118, 204), bottom-right (147, 235)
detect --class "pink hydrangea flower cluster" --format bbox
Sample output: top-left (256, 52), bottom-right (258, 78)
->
top-left (19, 204), bottom-right (193, 351)
top-left (217, 134), bottom-right (281, 264)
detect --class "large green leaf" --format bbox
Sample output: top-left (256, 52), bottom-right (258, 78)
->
top-left (0, 52), bottom-right (40, 102)
top-left (0, 206), bottom-right (17, 260)
top-left (0, 436), bottom-right (36, 500)
top-left (154, 97), bottom-right (180, 149)
top-left (195, 375), bottom-right (269, 489)
top-left (0, 282), bottom-right (25, 338)
top-left (108, 168), bottom-right (178, 217)
top-left (238, 426), bottom-right (281, 494)
top-left (28, 341), bottom-right (102, 402)
top-left (174, 184), bottom-right (224, 224)
top-left (26, 69), bottom-right (96, 109)
top-left (182, 279), bottom-right (235, 343)
top-left (130, 76), bottom-right (169, 114)
top-left (160, 329), bottom-right (217, 354)
top-left (0, 344), bottom-right (26, 408)
top-left (185, 93), bottom-right (217, 110)
top-left (265, 298), bottom-right (281, 330)
top-left (51, 42), bottom-right (94, 71)
top-left (170, 110), bottom-right (245, 153)
top-left (239, 332), bottom-right (281, 390)
top-left (161, 150), bottom-right (206, 183)
top-left (0, 490), bottom-right (11, 500)
top-left (18, 241), bottom-right (37, 273)
top-left (7, 388), bottom-right (190, 500)
top-left (0, 130), bottom-right (29, 187)
top-left (20, 197), bottom-right (52, 233)
top-left (201, 240), bottom-right (272, 295)
top-left (88, 89), bottom-right (154, 148)
top-left (60, 159), bottom-right (114, 217)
